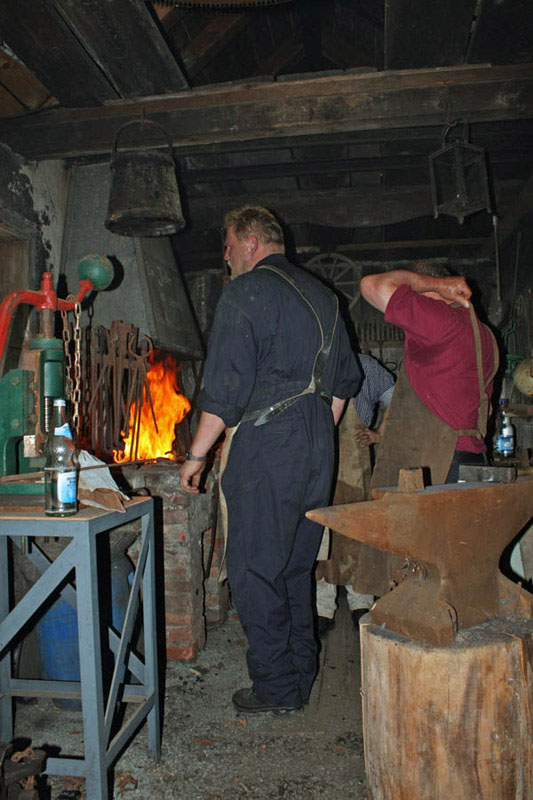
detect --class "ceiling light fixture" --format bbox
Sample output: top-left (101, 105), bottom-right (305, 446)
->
top-left (428, 122), bottom-right (492, 225)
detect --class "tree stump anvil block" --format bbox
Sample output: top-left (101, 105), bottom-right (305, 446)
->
top-left (307, 478), bottom-right (533, 645)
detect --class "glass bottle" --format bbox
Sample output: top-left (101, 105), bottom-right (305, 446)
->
top-left (44, 399), bottom-right (78, 516)
top-left (496, 412), bottom-right (515, 459)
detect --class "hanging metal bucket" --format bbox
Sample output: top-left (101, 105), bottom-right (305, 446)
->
top-left (105, 119), bottom-right (186, 237)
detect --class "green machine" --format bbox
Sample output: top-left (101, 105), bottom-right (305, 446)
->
top-left (0, 255), bottom-right (113, 493)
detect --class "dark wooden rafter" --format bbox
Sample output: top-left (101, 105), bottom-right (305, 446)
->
top-left (479, 170), bottom-right (533, 257)
top-left (51, 0), bottom-right (189, 96)
top-left (350, 0), bottom-right (385, 31)
top-left (384, 0), bottom-right (478, 69)
top-left (176, 237), bottom-right (489, 270)
top-left (180, 13), bottom-right (250, 78)
top-left (337, 238), bottom-right (488, 252)
top-left (1, 63), bottom-right (532, 161)
top-left (321, 26), bottom-right (375, 70)
top-left (188, 185), bottom-right (434, 228)
top-left (179, 149), bottom-right (533, 185)
top-left (296, 0), bottom-right (322, 67)
top-left (467, 0), bottom-right (533, 65)
top-left (0, 0), bottom-right (118, 107)
top-left (186, 177), bottom-right (521, 230)
top-left (0, 51), bottom-right (55, 116)
top-left (152, 3), bottom-right (189, 29)
top-left (258, 31), bottom-right (305, 76)
top-left (167, 119), bottom-right (533, 157)
top-left (325, 0), bottom-right (382, 70)
top-left (0, 86), bottom-right (26, 118)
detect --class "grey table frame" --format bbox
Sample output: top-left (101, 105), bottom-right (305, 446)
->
top-left (0, 497), bottom-right (160, 800)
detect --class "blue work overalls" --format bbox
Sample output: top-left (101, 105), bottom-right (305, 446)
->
top-left (199, 254), bottom-right (359, 707)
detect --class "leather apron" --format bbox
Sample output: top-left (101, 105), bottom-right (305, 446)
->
top-left (337, 305), bottom-right (498, 597)
top-left (315, 400), bottom-right (374, 587)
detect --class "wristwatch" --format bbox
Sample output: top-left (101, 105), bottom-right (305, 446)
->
top-left (185, 450), bottom-right (206, 462)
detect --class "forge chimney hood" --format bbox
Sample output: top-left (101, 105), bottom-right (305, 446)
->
top-left (61, 162), bottom-right (203, 359)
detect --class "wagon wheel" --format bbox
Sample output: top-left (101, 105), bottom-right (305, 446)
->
top-left (305, 252), bottom-right (362, 310)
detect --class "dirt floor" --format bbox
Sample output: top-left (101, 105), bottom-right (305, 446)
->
top-left (13, 595), bottom-right (368, 799)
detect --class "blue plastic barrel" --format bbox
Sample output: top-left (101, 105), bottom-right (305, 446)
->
top-left (35, 552), bottom-right (134, 709)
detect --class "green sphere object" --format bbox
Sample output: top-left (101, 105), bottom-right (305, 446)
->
top-left (77, 254), bottom-right (114, 291)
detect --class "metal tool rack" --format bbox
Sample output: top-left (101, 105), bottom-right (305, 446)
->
top-left (0, 497), bottom-right (160, 800)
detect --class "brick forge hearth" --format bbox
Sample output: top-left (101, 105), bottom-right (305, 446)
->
top-left (121, 461), bottom-right (229, 660)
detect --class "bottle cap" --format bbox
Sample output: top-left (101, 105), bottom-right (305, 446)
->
top-left (53, 398), bottom-right (66, 406)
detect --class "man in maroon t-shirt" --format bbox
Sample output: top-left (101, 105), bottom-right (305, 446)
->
top-left (360, 263), bottom-right (498, 483)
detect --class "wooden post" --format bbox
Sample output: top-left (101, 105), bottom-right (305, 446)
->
top-left (360, 617), bottom-right (533, 799)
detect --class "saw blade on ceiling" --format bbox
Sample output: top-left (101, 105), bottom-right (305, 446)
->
top-left (156, 0), bottom-right (293, 7)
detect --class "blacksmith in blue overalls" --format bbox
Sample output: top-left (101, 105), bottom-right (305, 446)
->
top-left (180, 206), bottom-right (359, 714)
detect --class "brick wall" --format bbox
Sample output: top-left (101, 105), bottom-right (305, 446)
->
top-left (123, 462), bottom-right (228, 660)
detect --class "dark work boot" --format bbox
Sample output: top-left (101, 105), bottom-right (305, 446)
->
top-left (232, 687), bottom-right (303, 715)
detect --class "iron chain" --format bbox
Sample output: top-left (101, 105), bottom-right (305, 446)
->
top-left (60, 298), bottom-right (82, 439)
top-left (60, 306), bottom-right (73, 400)
top-left (72, 302), bottom-right (82, 438)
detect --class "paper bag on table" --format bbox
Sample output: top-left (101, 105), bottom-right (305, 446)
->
top-left (77, 450), bottom-right (129, 513)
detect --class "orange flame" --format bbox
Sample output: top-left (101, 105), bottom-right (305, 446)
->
top-left (114, 353), bottom-right (191, 462)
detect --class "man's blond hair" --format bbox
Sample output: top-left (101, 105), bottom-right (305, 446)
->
top-left (224, 205), bottom-right (284, 248)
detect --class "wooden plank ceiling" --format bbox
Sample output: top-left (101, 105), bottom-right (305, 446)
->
top-left (0, 0), bottom-right (532, 269)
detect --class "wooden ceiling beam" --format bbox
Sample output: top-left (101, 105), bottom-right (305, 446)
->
top-left (1, 63), bottom-right (533, 160)
top-left (337, 238), bottom-right (487, 252)
top-left (181, 14), bottom-right (250, 78)
top-left (321, 26), bottom-right (374, 70)
top-left (0, 51), bottom-right (55, 115)
top-left (258, 31), bottom-right (305, 76)
top-left (187, 185), bottom-right (434, 228)
top-left (0, 0), bottom-right (118, 107)
top-left (51, 0), bottom-right (189, 96)
top-left (184, 178), bottom-right (520, 229)
top-left (180, 150), bottom-right (533, 184)
top-left (384, 0), bottom-right (477, 69)
top-left (176, 238), bottom-right (487, 269)
top-left (153, 4), bottom-right (188, 28)
top-left (467, 0), bottom-right (533, 66)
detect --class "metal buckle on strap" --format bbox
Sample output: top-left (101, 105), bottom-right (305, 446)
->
top-left (249, 389), bottom-right (333, 427)
top-left (254, 396), bottom-right (300, 426)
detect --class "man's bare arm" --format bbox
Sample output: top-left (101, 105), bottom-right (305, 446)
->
top-left (179, 410), bottom-right (227, 494)
top-left (360, 271), bottom-right (472, 313)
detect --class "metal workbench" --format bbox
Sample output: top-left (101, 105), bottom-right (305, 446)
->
top-left (0, 497), bottom-right (160, 800)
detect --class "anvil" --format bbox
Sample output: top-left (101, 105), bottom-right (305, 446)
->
top-left (307, 477), bottom-right (533, 645)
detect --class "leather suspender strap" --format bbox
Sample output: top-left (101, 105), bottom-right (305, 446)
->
top-left (240, 264), bottom-right (339, 427)
top-left (459, 304), bottom-right (499, 439)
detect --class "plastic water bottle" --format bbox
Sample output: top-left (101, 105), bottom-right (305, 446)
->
top-left (44, 399), bottom-right (78, 516)
top-left (496, 412), bottom-right (515, 459)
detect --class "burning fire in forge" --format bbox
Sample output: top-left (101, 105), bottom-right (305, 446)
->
top-left (115, 352), bottom-right (191, 462)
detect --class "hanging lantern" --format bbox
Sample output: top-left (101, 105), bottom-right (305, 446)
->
top-left (105, 118), bottom-right (186, 237)
top-left (428, 123), bottom-right (492, 225)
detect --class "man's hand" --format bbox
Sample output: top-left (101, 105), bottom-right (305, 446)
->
top-left (354, 424), bottom-right (381, 448)
top-left (180, 459), bottom-right (205, 494)
top-left (178, 410), bottom-right (227, 495)
top-left (435, 276), bottom-right (471, 307)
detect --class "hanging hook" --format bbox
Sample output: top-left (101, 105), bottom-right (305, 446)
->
top-left (441, 119), bottom-right (468, 146)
